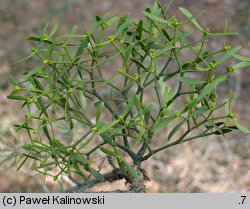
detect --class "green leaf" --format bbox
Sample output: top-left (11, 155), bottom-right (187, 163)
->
top-left (142, 104), bottom-right (154, 114)
top-left (121, 96), bottom-right (136, 117)
top-left (191, 106), bottom-right (209, 117)
top-left (233, 120), bottom-right (250, 134)
top-left (123, 161), bottom-right (139, 179)
top-left (22, 144), bottom-right (34, 151)
top-left (143, 11), bottom-right (168, 24)
top-left (138, 40), bottom-right (150, 55)
top-left (79, 133), bottom-right (95, 149)
top-left (155, 45), bottom-right (175, 57)
top-left (96, 102), bottom-right (104, 123)
top-left (184, 82), bottom-right (217, 113)
top-left (8, 76), bottom-right (19, 86)
top-left (17, 156), bottom-right (29, 171)
top-left (74, 37), bottom-right (89, 58)
top-left (215, 46), bottom-right (241, 66)
top-left (163, 71), bottom-right (179, 81)
top-left (214, 127), bottom-right (234, 135)
top-left (179, 7), bottom-right (203, 31)
top-left (151, 116), bottom-right (175, 132)
top-left (232, 62), bottom-right (250, 70)
top-left (177, 76), bottom-right (206, 85)
top-left (163, 84), bottom-right (174, 105)
top-left (233, 54), bottom-right (250, 62)
top-left (161, 28), bottom-right (172, 42)
top-left (136, 20), bottom-right (143, 40)
top-left (168, 120), bottom-right (186, 141)
top-left (92, 13), bottom-right (110, 33)
top-left (71, 153), bottom-right (88, 165)
top-left (134, 127), bottom-right (145, 146)
top-left (48, 23), bottom-right (59, 38)
top-left (88, 167), bottom-right (104, 181)
top-left (98, 119), bottom-right (120, 134)
top-left (156, 1), bottom-right (167, 19)
top-left (24, 66), bottom-right (43, 79)
top-left (100, 146), bottom-right (118, 157)
top-left (134, 95), bottom-right (143, 118)
top-left (7, 95), bottom-right (27, 101)
top-left (123, 43), bottom-right (134, 67)
top-left (114, 19), bottom-right (134, 38)
top-left (41, 21), bottom-right (50, 38)
top-left (42, 120), bottom-right (52, 142)
top-left (131, 58), bottom-right (147, 70)
top-left (208, 32), bottom-right (238, 36)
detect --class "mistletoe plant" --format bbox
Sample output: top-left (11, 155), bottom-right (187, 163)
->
top-left (8, 1), bottom-right (250, 192)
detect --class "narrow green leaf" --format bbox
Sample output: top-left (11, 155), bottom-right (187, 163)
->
top-left (7, 95), bottom-right (27, 101)
top-left (215, 46), bottom-right (241, 66)
top-left (161, 28), bottom-right (172, 42)
top-left (156, 1), bottom-right (167, 19)
top-left (98, 119), bottom-right (120, 134)
top-left (138, 40), bottom-right (150, 55)
top-left (24, 66), bottom-right (43, 79)
top-left (22, 144), bottom-right (33, 151)
top-left (142, 104), bottom-right (154, 114)
top-left (74, 37), bottom-right (89, 58)
top-left (134, 95), bottom-right (143, 118)
top-left (27, 36), bottom-right (42, 42)
top-left (123, 161), bottom-right (139, 179)
top-left (136, 20), bottom-right (143, 40)
top-left (79, 133), bottom-right (95, 149)
top-left (71, 153), bottom-right (88, 165)
top-left (107, 16), bottom-right (120, 26)
top-left (191, 106), bottom-right (209, 117)
top-left (232, 62), bottom-right (250, 70)
top-left (110, 125), bottom-right (126, 136)
top-left (151, 116), bottom-right (175, 132)
top-left (100, 132), bottom-right (114, 146)
top-left (155, 45), bottom-right (175, 57)
top-left (100, 146), bottom-right (118, 157)
top-left (96, 102), bottom-right (104, 123)
top-left (163, 71), bottom-right (179, 81)
top-left (168, 120), bottom-right (186, 141)
top-left (214, 127), bottom-right (234, 135)
top-left (121, 96), bottom-right (136, 117)
top-left (208, 32), bottom-right (238, 36)
top-left (152, 1), bottom-right (161, 15)
top-left (163, 84), bottom-right (174, 105)
top-left (233, 120), bottom-right (250, 134)
top-left (184, 82), bottom-right (217, 112)
top-left (143, 11), bottom-right (168, 24)
top-left (123, 43), bottom-right (134, 67)
top-left (48, 23), bottom-right (59, 38)
top-left (179, 7), bottom-right (203, 31)
top-left (134, 127), bottom-right (145, 146)
top-left (92, 13), bottom-right (110, 33)
top-left (88, 167), bottom-right (104, 181)
top-left (41, 21), bottom-right (50, 38)
top-left (114, 19), bottom-right (134, 38)
top-left (233, 54), bottom-right (250, 62)
top-left (17, 155), bottom-right (29, 171)
top-left (177, 76), bottom-right (206, 85)
top-left (8, 77), bottom-right (19, 86)
top-left (42, 120), bottom-right (52, 142)
top-left (131, 58), bottom-right (147, 70)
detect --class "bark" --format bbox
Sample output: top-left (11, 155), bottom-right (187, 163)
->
top-left (66, 168), bottom-right (145, 193)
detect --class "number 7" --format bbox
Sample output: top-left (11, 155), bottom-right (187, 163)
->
top-left (241, 196), bottom-right (246, 204)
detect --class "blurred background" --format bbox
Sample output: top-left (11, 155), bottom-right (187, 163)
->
top-left (0, 0), bottom-right (249, 192)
